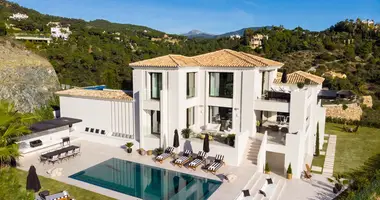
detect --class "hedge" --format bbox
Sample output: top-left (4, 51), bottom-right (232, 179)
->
top-left (326, 116), bottom-right (380, 129)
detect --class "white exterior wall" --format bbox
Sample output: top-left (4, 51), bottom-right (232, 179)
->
top-left (59, 96), bottom-right (135, 138)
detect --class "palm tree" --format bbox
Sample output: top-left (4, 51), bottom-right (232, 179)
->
top-left (0, 101), bottom-right (36, 166)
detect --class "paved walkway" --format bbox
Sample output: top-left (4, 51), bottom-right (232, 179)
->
top-left (323, 135), bottom-right (337, 177)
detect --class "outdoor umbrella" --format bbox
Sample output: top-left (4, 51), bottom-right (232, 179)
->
top-left (173, 129), bottom-right (180, 148)
top-left (203, 134), bottom-right (210, 165)
top-left (26, 165), bottom-right (41, 192)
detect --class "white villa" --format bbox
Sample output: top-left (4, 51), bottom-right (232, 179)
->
top-left (9, 13), bottom-right (29, 20)
top-left (51, 27), bottom-right (71, 40)
top-left (55, 49), bottom-right (326, 180)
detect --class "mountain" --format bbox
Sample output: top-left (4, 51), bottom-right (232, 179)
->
top-left (182, 30), bottom-right (215, 38)
top-left (0, 38), bottom-right (60, 112)
top-left (217, 26), bottom-right (272, 38)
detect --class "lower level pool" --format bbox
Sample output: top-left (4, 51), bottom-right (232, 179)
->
top-left (69, 158), bottom-right (222, 200)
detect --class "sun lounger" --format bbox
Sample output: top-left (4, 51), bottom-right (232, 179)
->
top-left (155, 147), bottom-right (174, 163)
top-left (188, 151), bottom-right (207, 170)
top-left (174, 150), bottom-right (192, 167)
top-left (259, 178), bottom-right (276, 198)
top-left (207, 154), bottom-right (225, 174)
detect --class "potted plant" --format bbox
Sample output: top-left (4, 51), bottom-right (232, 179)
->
top-left (125, 142), bottom-right (133, 153)
top-left (154, 147), bottom-right (164, 156)
top-left (264, 162), bottom-right (271, 174)
top-left (227, 134), bottom-right (235, 147)
top-left (297, 82), bottom-right (305, 89)
top-left (256, 120), bottom-right (261, 132)
top-left (181, 128), bottom-right (192, 139)
top-left (287, 163), bottom-right (292, 179)
top-left (327, 173), bottom-right (349, 194)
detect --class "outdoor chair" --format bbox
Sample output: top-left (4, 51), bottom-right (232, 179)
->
top-left (155, 147), bottom-right (174, 163)
top-left (66, 150), bottom-right (74, 158)
top-left (173, 150), bottom-right (192, 167)
top-left (207, 154), bottom-right (225, 174)
top-left (188, 151), bottom-right (207, 170)
top-left (49, 155), bottom-right (59, 164)
top-left (39, 155), bottom-right (48, 165)
top-left (73, 147), bottom-right (80, 157)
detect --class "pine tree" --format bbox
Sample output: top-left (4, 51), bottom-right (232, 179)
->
top-left (315, 122), bottom-right (320, 156)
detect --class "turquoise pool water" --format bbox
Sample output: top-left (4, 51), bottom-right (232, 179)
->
top-left (69, 158), bottom-right (222, 200)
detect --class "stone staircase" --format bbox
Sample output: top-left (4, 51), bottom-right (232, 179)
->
top-left (244, 138), bottom-right (262, 165)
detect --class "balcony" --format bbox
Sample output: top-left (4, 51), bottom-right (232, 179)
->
top-left (256, 121), bottom-right (289, 146)
top-left (254, 91), bottom-right (290, 112)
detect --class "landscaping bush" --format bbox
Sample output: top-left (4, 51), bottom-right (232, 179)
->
top-left (315, 123), bottom-right (320, 156)
top-left (297, 82), bottom-right (305, 89)
top-left (181, 128), bottom-right (192, 139)
top-left (342, 104), bottom-right (348, 110)
top-left (154, 147), bottom-right (164, 156)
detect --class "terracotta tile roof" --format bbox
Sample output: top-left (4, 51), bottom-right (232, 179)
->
top-left (129, 49), bottom-right (283, 68)
top-left (55, 88), bottom-right (133, 101)
top-left (274, 71), bottom-right (325, 85)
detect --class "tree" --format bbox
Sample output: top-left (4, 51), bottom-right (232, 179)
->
top-left (0, 101), bottom-right (35, 166)
top-left (0, 167), bottom-right (34, 200)
top-left (315, 122), bottom-right (320, 156)
top-left (0, 21), bottom-right (7, 36)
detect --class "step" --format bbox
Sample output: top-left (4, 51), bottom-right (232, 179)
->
top-left (250, 174), bottom-right (269, 195)
top-left (253, 193), bottom-right (265, 200)
top-left (243, 172), bottom-right (262, 191)
top-left (269, 179), bottom-right (286, 200)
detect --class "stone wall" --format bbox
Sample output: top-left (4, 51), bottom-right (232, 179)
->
top-left (323, 103), bottom-right (362, 121)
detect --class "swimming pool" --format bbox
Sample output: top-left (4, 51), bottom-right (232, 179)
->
top-left (69, 158), bottom-right (222, 200)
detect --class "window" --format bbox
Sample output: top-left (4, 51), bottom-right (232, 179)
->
top-left (151, 110), bottom-right (160, 135)
top-left (101, 130), bottom-right (106, 135)
top-left (95, 129), bottom-right (99, 134)
top-left (208, 106), bottom-right (233, 131)
top-left (187, 72), bottom-right (196, 98)
top-left (186, 107), bottom-right (195, 128)
top-left (150, 73), bottom-right (162, 99)
top-left (85, 127), bottom-right (89, 132)
top-left (209, 72), bottom-right (233, 98)
top-left (90, 128), bottom-right (94, 133)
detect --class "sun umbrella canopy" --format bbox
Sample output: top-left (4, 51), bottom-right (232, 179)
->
top-left (26, 165), bottom-right (41, 192)
top-left (203, 134), bottom-right (210, 153)
top-left (173, 129), bottom-right (180, 148)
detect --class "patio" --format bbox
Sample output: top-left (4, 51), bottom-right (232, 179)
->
top-left (257, 121), bottom-right (289, 145)
top-left (17, 133), bottom-right (256, 200)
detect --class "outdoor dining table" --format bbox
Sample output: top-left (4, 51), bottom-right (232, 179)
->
top-left (41, 145), bottom-right (79, 159)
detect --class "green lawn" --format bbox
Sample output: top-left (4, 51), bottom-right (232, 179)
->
top-left (16, 169), bottom-right (114, 200)
top-left (311, 140), bottom-right (328, 173)
top-left (326, 123), bottom-right (380, 173)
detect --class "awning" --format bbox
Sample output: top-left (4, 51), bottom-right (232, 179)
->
top-left (318, 90), bottom-right (337, 100)
top-left (30, 117), bottom-right (82, 133)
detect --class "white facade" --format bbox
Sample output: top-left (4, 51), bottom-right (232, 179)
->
top-left (57, 50), bottom-right (326, 179)
top-left (51, 27), bottom-right (71, 40)
top-left (9, 13), bottom-right (28, 20)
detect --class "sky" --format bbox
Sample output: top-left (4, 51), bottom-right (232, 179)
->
top-left (10, 0), bottom-right (380, 34)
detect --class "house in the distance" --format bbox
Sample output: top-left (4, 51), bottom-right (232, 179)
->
top-left (9, 13), bottom-right (28, 21)
top-left (250, 34), bottom-right (268, 49)
top-left (56, 49), bottom-right (326, 179)
top-left (51, 27), bottom-right (71, 40)
top-left (322, 71), bottom-right (347, 79)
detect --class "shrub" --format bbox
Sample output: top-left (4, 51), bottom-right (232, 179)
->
top-left (181, 128), bottom-right (192, 139)
top-left (297, 82), bottom-right (305, 89)
top-left (342, 104), bottom-right (348, 110)
top-left (265, 162), bottom-right (271, 172)
top-left (315, 123), bottom-right (320, 156)
top-left (125, 142), bottom-right (134, 149)
top-left (287, 163), bottom-right (292, 174)
top-left (154, 147), bottom-right (164, 156)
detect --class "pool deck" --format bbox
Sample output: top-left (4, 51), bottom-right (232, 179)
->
top-left (18, 138), bottom-right (256, 200)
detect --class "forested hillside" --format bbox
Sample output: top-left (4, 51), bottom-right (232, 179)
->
top-left (1, 0), bottom-right (380, 98)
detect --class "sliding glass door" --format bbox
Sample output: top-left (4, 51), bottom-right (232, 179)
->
top-left (150, 73), bottom-right (162, 99)
top-left (209, 72), bottom-right (233, 98)
top-left (208, 106), bottom-right (233, 131)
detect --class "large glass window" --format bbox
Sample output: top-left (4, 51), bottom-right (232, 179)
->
top-left (187, 72), bottom-right (196, 98)
top-left (208, 106), bottom-right (233, 131)
top-left (151, 110), bottom-right (160, 135)
top-left (186, 107), bottom-right (195, 128)
top-left (209, 72), bottom-right (233, 98)
top-left (150, 73), bottom-right (162, 99)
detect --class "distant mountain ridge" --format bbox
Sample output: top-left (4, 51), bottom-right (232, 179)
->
top-left (182, 30), bottom-right (215, 38)
top-left (182, 26), bottom-right (273, 38)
